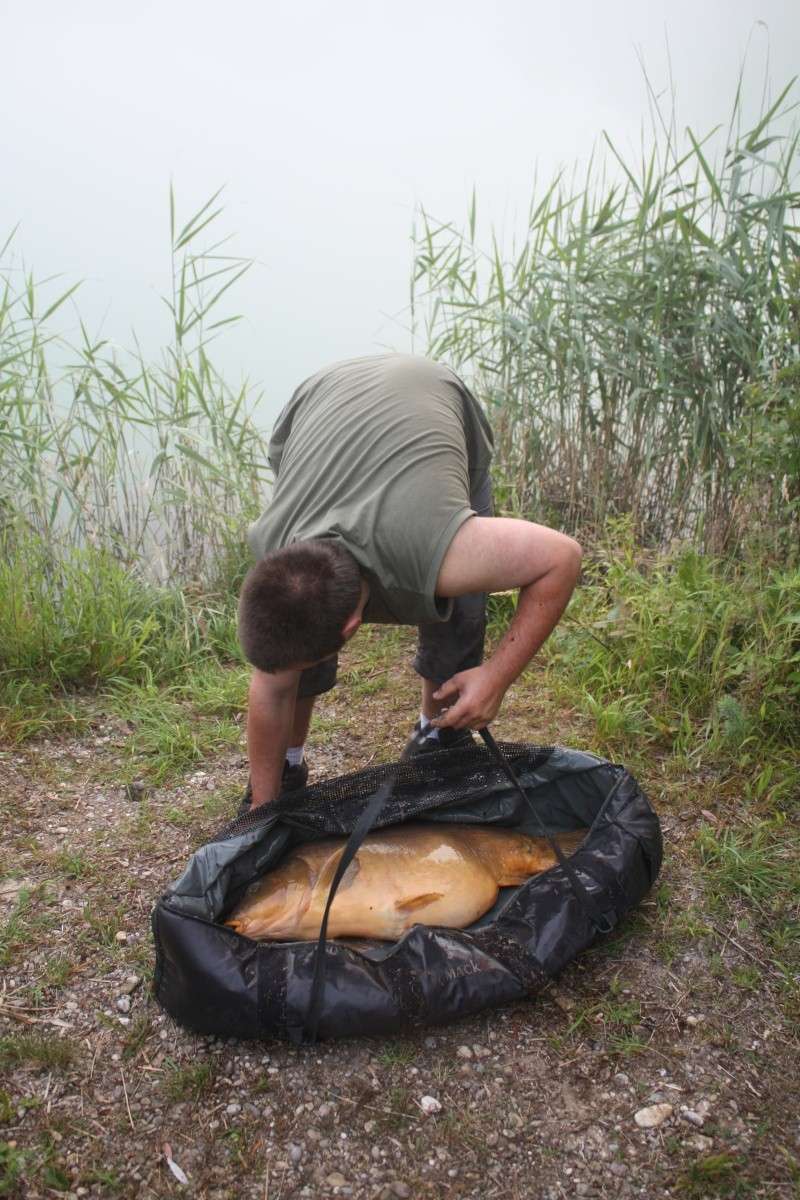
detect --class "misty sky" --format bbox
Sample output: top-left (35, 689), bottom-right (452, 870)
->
top-left (3, 0), bottom-right (798, 425)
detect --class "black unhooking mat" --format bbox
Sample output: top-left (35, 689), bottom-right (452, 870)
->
top-left (152, 742), bottom-right (661, 1042)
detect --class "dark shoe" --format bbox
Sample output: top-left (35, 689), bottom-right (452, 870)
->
top-left (401, 720), bottom-right (477, 760)
top-left (237, 759), bottom-right (309, 815)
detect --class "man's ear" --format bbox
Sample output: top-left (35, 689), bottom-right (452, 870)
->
top-left (341, 609), bottom-right (362, 642)
top-left (341, 578), bottom-right (369, 643)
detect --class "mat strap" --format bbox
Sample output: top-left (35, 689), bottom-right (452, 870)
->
top-left (300, 733), bottom-right (423, 1043)
top-left (478, 726), bottom-right (617, 936)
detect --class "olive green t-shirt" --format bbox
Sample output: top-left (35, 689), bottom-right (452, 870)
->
top-left (247, 354), bottom-right (493, 625)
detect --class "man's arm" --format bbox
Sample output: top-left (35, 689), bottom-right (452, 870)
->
top-left (246, 668), bottom-right (301, 807)
top-left (432, 517), bottom-right (582, 729)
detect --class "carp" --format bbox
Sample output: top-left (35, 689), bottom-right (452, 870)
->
top-left (225, 822), bottom-right (587, 942)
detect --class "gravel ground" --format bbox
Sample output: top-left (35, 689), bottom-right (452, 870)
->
top-left (1, 645), bottom-right (798, 1199)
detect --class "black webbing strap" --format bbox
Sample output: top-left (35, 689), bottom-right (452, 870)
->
top-left (478, 726), bottom-right (616, 936)
top-left (302, 733), bottom-right (424, 1043)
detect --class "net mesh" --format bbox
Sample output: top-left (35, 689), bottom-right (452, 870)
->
top-left (213, 741), bottom-right (556, 844)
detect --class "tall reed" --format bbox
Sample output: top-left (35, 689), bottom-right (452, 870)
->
top-left (0, 189), bottom-right (269, 588)
top-left (412, 77), bottom-right (800, 549)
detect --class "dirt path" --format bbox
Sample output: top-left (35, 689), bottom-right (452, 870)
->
top-left (1, 633), bottom-right (798, 1198)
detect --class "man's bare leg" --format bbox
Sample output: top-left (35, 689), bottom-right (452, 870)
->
top-left (421, 679), bottom-right (447, 721)
top-left (291, 695), bottom-right (316, 748)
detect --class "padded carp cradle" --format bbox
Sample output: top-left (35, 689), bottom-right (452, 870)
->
top-left (152, 741), bottom-right (662, 1043)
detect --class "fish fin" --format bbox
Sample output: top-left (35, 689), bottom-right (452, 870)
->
top-left (394, 892), bottom-right (444, 912)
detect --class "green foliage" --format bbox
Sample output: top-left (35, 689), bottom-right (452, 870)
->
top-left (546, 525), bottom-right (800, 793)
top-left (0, 527), bottom-right (245, 746)
top-left (0, 191), bottom-right (269, 581)
top-left (0, 887), bottom-right (33, 966)
top-left (0, 1034), bottom-right (76, 1071)
top-left (731, 319), bottom-right (800, 564)
top-left (51, 849), bottom-right (90, 880)
top-left (413, 76), bottom-right (800, 550)
top-left (0, 532), bottom-right (241, 688)
top-left (164, 1060), bottom-right (216, 1101)
top-left (0, 1142), bottom-right (26, 1197)
top-left (109, 661), bottom-right (247, 782)
top-left (0, 192), bottom-right (261, 744)
top-left (698, 816), bottom-right (800, 915)
top-left (675, 1152), bottom-right (742, 1197)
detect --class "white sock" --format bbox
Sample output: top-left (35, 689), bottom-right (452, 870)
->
top-left (419, 713), bottom-right (440, 740)
top-left (286, 745), bottom-right (305, 767)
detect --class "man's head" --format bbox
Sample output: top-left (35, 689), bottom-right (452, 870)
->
top-left (238, 539), bottom-right (364, 672)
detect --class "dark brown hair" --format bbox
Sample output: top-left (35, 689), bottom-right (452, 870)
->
top-left (238, 539), bottom-right (362, 672)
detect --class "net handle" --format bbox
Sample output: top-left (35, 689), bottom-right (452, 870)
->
top-left (477, 726), bottom-right (616, 935)
top-left (302, 730), bottom-right (425, 1042)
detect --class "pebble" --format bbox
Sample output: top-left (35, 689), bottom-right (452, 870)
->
top-left (419, 1095), bottom-right (442, 1116)
top-left (681, 1099), bottom-right (711, 1127)
top-left (390, 1184), bottom-right (411, 1199)
top-left (457, 1045), bottom-right (473, 1059)
top-left (423, 1037), bottom-right (437, 1049)
top-left (225, 1103), bottom-right (241, 1116)
top-left (114, 931), bottom-right (128, 943)
top-left (120, 975), bottom-right (141, 995)
top-left (685, 1133), bottom-right (714, 1152)
top-left (634, 1103), bottom-right (673, 1129)
top-left (685, 1014), bottom-right (705, 1027)
top-left (115, 995), bottom-right (131, 1013)
top-left (318, 1103), bottom-right (333, 1120)
top-left (326, 1173), bottom-right (347, 1188)
top-left (124, 781), bottom-right (150, 802)
top-left (613, 1072), bottom-right (629, 1087)
top-left (288, 1143), bottom-right (303, 1165)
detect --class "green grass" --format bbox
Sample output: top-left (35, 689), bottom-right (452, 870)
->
top-left (164, 1061), bottom-right (216, 1101)
top-left (675, 1152), bottom-right (742, 1198)
top-left (0, 888), bottom-right (32, 966)
top-left (86, 658), bottom-right (249, 784)
top-left (535, 529), bottom-right (800, 802)
top-left (0, 1034), bottom-right (76, 1071)
top-left (51, 849), bottom-right (90, 880)
top-left (0, 1142), bottom-right (26, 1197)
top-left (40, 955), bottom-right (75, 990)
top-left (377, 1040), bottom-right (417, 1067)
top-left (698, 818), bottom-right (800, 916)
top-left (0, 888), bottom-right (60, 970)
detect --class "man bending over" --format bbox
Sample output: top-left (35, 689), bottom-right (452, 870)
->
top-left (238, 354), bottom-right (581, 809)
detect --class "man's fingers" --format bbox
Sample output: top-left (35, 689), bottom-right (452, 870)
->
top-left (433, 699), bottom-right (470, 729)
top-left (432, 677), bottom-right (460, 702)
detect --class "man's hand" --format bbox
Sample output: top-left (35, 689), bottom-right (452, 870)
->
top-left (431, 663), bottom-right (506, 730)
